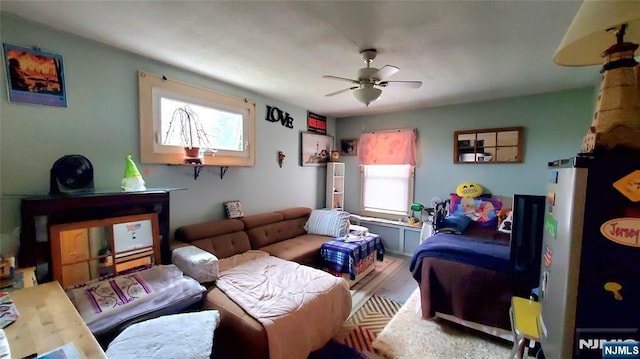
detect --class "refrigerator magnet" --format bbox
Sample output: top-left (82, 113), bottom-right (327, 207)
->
top-left (544, 213), bottom-right (558, 239)
top-left (613, 170), bottom-right (640, 202)
top-left (600, 217), bottom-right (640, 247)
top-left (544, 245), bottom-right (552, 267)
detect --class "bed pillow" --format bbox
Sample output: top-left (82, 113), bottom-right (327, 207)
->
top-left (449, 194), bottom-right (502, 228)
top-left (304, 209), bottom-right (351, 237)
top-left (435, 214), bottom-right (473, 235)
top-left (171, 245), bottom-right (219, 284)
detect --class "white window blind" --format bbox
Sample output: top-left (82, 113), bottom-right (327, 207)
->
top-left (361, 164), bottom-right (414, 218)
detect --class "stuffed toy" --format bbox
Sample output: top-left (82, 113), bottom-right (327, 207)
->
top-left (122, 154), bottom-right (146, 192)
top-left (455, 182), bottom-right (483, 198)
top-left (498, 208), bottom-right (513, 233)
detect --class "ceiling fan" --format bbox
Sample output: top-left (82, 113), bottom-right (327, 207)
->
top-left (323, 49), bottom-right (422, 106)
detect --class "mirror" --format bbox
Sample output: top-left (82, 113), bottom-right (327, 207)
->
top-left (454, 126), bottom-right (523, 164)
top-left (50, 213), bottom-right (160, 287)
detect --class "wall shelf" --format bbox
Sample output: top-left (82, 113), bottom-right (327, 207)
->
top-left (168, 164), bottom-right (230, 180)
top-left (326, 162), bottom-right (345, 210)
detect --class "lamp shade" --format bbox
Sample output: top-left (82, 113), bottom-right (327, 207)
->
top-left (554, 0), bottom-right (640, 66)
top-left (353, 86), bottom-right (382, 106)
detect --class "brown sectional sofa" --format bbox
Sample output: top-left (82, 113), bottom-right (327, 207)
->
top-left (172, 207), bottom-right (340, 359)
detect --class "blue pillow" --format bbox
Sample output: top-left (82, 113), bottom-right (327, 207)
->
top-left (436, 214), bottom-right (472, 235)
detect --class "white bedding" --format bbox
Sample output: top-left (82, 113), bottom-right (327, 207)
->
top-left (216, 255), bottom-right (351, 359)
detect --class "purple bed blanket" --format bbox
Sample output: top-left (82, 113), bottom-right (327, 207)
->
top-left (410, 232), bottom-right (513, 282)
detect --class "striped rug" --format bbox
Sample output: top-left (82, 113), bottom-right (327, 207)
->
top-left (334, 295), bottom-right (402, 355)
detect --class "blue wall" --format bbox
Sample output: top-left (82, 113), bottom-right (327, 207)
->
top-left (0, 13), bottom-right (335, 239)
top-left (336, 88), bottom-right (595, 213)
top-left (0, 12), bottom-right (596, 254)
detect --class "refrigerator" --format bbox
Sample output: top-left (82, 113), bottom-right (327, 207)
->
top-left (538, 153), bottom-right (640, 359)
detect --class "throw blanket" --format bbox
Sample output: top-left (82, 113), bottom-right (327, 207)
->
top-left (216, 255), bottom-right (351, 359)
top-left (67, 265), bottom-right (206, 335)
top-left (410, 233), bottom-right (513, 282)
top-left (84, 272), bottom-right (153, 314)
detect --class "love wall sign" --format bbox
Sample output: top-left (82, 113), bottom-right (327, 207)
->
top-left (265, 105), bottom-right (294, 129)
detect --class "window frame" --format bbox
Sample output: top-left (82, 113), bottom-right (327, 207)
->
top-left (360, 164), bottom-right (415, 220)
top-left (139, 71), bottom-right (256, 167)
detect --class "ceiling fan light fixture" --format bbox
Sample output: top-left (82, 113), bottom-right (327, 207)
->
top-left (353, 87), bottom-right (382, 106)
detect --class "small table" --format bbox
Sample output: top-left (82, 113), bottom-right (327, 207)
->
top-left (4, 281), bottom-right (107, 359)
top-left (509, 296), bottom-right (541, 359)
top-left (320, 233), bottom-right (385, 287)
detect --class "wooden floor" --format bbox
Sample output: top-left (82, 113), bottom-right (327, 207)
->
top-left (348, 254), bottom-right (410, 317)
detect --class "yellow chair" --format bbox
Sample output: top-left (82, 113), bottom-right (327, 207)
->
top-left (509, 296), bottom-right (541, 359)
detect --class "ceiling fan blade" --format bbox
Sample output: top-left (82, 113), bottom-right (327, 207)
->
top-left (325, 86), bottom-right (358, 97)
top-left (370, 65), bottom-right (399, 81)
top-left (379, 80), bottom-right (422, 89)
top-left (322, 75), bottom-right (359, 84)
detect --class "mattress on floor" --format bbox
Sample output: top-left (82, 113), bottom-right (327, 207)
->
top-left (66, 264), bottom-right (206, 338)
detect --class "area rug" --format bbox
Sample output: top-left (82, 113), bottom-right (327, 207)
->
top-left (371, 288), bottom-right (512, 359)
top-left (349, 254), bottom-right (405, 317)
top-left (334, 295), bottom-right (402, 357)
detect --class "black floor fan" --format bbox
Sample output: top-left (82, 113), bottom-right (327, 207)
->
top-left (49, 154), bottom-right (95, 195)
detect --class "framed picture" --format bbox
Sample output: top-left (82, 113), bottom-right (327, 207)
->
top-left (2, 43), bottom-right (67, 107)
top-left (224, 201), bottom-right (245, 218)
top-left (301, 132), bottom-right (333, 166)
top-left (307, 111), bottom-right (326, 134)
top-left (340, 138), bottom-right (358, 156)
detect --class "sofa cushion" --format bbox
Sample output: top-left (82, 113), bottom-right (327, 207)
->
top-left (175, 219), bottom-right (251, 259)
top-left (274, 207), bottom-right (312, 220)
top-left (304, 209), bottom-right (351, 237)
top-left (176, 219), bottom-right (244, 243)
top-left (243, 211), bottom-right (309, 249)
top-left (258, 235), bottom-right (329, 267)
top-left (240, 212), bottom-right (284, 229)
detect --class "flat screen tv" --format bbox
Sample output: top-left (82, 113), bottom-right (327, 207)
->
top-left (510, 194), bottom-right (546, 290)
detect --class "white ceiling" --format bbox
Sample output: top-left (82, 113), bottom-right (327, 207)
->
top-left (0, 1), bottom-right (598, 118)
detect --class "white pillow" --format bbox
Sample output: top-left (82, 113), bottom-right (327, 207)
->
top-left (304, 209), bottom-right (351, 237)
top-left (172, 245), bottom-right (218, 283)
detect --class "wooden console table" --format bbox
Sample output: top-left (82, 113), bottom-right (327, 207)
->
top-left (4, 281), bottom-right (106, 358)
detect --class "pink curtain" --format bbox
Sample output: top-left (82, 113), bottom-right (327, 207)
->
top-left (357, 129), bottom-right (416, 165)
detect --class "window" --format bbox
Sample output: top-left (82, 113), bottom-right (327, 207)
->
top-left (360, 164), bottom-right (415, 220)
top-left (139, 71), bottom-right (255, 166)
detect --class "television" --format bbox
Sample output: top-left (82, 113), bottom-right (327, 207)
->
top-left (510, 194), bottom-right (546, 290)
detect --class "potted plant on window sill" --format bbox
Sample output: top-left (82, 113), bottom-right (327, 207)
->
top-left (164, 105), bottom-right (214, 163)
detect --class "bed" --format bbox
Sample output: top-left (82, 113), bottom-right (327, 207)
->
top-left (410, 194), bottom-right (545, 336)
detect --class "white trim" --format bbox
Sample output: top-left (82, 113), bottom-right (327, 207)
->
top-left (139, 71), bottom-right (255, 167)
